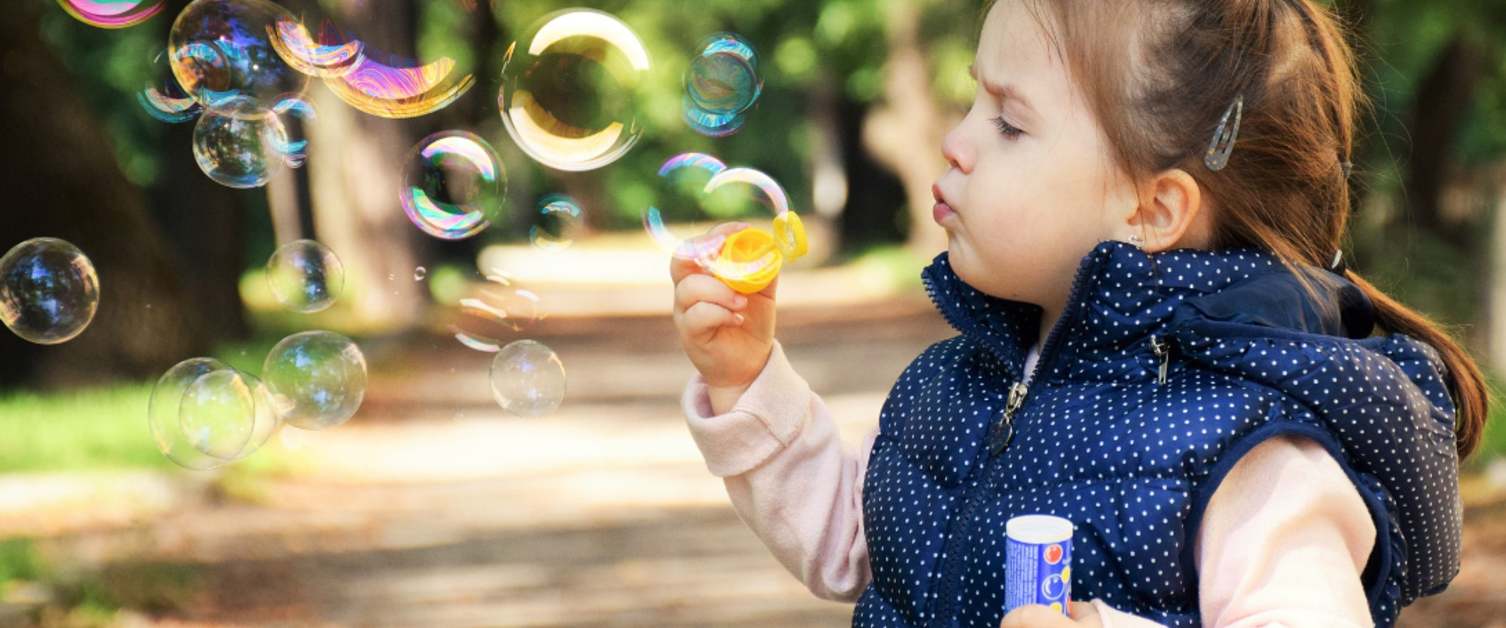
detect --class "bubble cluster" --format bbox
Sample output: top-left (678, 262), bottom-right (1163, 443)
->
top-left (150, 358), bottom-right (281, 470)
top-left (0, 238), bottom-right (100, 346)
top-left (168, 0), bottom-right (309, 106)
top-left (401, 131), bottom-right (506, 240)
top-left (499, 9), bottom-right (649, 171)
top-left (270, 17), bottom-right (474, 118)
top-left (490, 340), bottom-right (566, 418)
top-left (191, 96), bottom-right (287, 188)
top-left (451, 271), bottom-right (540, 352)
top-left (266, 239), bottom-right (344, 313)
top-left (262, 331), bottom-right (368, 430)
top-left (683, 33), bottom-right (763, 137)
top-left (529, 194), bottom-right (584, 255)
top-left (58, 0), bottom-right (163, 29)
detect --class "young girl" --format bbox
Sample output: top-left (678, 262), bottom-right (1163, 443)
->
top-left (670, 0), bottom-right (1488, 626)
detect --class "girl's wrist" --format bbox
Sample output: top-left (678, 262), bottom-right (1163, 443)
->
top-left (707, 381), bottom-right (753, 415)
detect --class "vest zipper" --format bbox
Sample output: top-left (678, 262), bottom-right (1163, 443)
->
top-left (988, 382), bottom-right (1028, 454)
top-left (1149, 334), bottom-right (1173, 385)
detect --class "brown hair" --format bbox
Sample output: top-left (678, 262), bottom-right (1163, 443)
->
top-left (997, 0), bottom-right (1489, 458)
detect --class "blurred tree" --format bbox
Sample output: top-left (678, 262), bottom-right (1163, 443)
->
top-left (0, 0), bottom-right (209, 388)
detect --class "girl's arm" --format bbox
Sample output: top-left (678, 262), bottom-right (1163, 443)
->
top-left (682, 340), bottom-right (875, 602)
top-left (1086, 434), bottom-right (1376, 628)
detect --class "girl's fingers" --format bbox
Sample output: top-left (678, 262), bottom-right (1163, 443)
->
top-left (675, 273), bottom-right (746, 315)
top-left (669, 222), bottom-right (753, 285)
top-left (681, 300), bottom-right (743, 336)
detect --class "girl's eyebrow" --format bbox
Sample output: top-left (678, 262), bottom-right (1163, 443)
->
top-left (967, 63), bottom-right (1039, 121)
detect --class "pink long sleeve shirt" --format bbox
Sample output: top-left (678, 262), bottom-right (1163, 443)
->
top-left (683, 341), bottom-right (1378, 628)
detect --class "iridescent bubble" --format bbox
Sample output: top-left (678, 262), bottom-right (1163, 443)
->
top-left (0, 238), bottom-right (100, 345)
top-left (262, 331), bottom-right (368, 430)
top-left (489, 340), bottom-right (566, 418)
top-left (168, 0), bottom-right (309, 106)
top-left (499, 9), bottom-right (649, 171)
top-left (150, 358), bottom-right (233, 470)
top-left (192, 96), bottom-right (286, 189)
top-left (266, 239), bottom-right (343, 314)
top-left (179, 368), bottom-right (255, 460)
top-left (529, 194), bottom-right (584, 255)
top-left (451, 271), bottom-right (540, 352)
top-left (268, 95), bottom-right (315, 168)
top-left (139, 48), bottom-right (202, 124)
top-left (400, 131), bottom-right (506, 240)
top-left (270, 17), bottom-right (475, 118)
top-left (58, 0), bottom-right (163, 29)
top-left (267, 16), bottom-right (365, 79)
top-left (683, 33), bottom-right (762, 137)
top-left (641, 153), bottom-right (730, 262)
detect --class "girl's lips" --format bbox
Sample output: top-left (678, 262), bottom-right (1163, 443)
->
top-left (933, 202), bottom-right (956, 225)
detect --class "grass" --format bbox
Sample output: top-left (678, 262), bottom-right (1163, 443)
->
top-left (0, 384), bottom-right (168, 474)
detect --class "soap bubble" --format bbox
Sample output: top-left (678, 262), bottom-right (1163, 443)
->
top-left (683, 33), bottom-right (762, 137)
top-left (490, 340), bottom-right (566, 418)
top-left (451, 271), bottom-right (541, 352)
top-left (499, 9), bottom-right (649, 171)
top-left (192, 96), bottom-right (286, 188)
top-left (529, 194), bottom-right (584, 255)
top-left (400, 131), bottom-right (506, 240)
top-left (267, 16), bottom-right (364, 79)
top-left (0, 238), bottom-right (100, 345)
top-left (140, 49), bottom-right (202, 123)
top-left (268, 96), bottom-right (316, 167)
top-left (262, 331), bottom-right (368, 430)
top-left (150, 358), bottom-right (233, 470)
top-left (413, 266), bottom-right (427, 281)
top-left (58, 0), bottom-right (163, 29)
top-left (178, 368), bottom-right (256, 460)
top-left (266, 239), bottom-right (343, 313)
top-left (641, 152), bottom-right (730, 261)
top-left (270, 16), bottom-right (474, 118)
top-left (234, 372), bottom-right (282, 458)
top-left (168, 0), bottom-right (309, 106)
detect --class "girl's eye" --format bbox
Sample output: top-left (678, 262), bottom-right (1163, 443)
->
top-left (991, 116), bottom-right (1023, 139)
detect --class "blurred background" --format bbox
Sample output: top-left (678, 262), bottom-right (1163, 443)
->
top-left (1, 0), bottom-right (1505, 626)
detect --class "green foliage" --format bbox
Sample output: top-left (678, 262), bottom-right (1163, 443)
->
top-left (0, 385), bottom-right (168, 474)
top-left (0, 538), bottom-right (45, 584)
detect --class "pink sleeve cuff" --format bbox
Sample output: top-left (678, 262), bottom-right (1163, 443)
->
top-left (682, 341), bottom-right (813, 477)
top-left (1093, 599), bottom-right (1170, 628)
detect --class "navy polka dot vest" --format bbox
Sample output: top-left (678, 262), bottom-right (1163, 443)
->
top-left (853, 241), bottom-right (1461, 628)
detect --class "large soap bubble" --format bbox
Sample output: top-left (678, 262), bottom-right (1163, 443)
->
top-left (683, 33), bottom-right (763, 137)
top-left (498, 9), bottom-right (649, 171)
top-left (490, 340), bottom-right (566, 418)
top-left (150, 358), bottom-right (234, 470)
top-left (262, 331), bottom-right (368, 430)
top-left (192, 96), bottom-right (286, 188)
top-left (0, 238), bottom-right (100, 345)
top-left (400, 131), bottom-right (506, 240)
top-left (168, 0), bottom-right (309, 106)
top-left (266, 239), bottom-right (343, 313)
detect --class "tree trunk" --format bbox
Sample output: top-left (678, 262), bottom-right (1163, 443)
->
top-left (0, 1), bottom-right (209, 388)
top-left (1403, 33), bottom-right (1490, 247)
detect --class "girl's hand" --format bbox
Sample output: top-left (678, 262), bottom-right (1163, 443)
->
top-left (671, 222), bottom-right (778, 414)
top-left (1001, 602), bottom-right (1102, 628)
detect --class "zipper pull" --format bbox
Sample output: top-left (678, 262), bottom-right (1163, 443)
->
top-left (990, 382), bottom-right (1029, 454)
top-left (1149, 335), bottom-right (1171, 385)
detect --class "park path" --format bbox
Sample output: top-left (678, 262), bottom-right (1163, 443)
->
top-left (4, 297), bottom-right (1505, 627)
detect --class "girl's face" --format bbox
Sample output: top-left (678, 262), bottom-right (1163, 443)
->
top-left (933, 0), bottom-right (1139, 315)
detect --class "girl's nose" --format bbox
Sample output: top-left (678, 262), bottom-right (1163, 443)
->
top-left (941, 121), bottom-right (972, 174)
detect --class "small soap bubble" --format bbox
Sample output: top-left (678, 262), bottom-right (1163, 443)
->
top-left (401, 131), bottom-right (506, 240)
top-left (489, 340), bottom-right (566, 418)
top-left (642, 154), bottom-right (799, 286)
top-left (192, 96), bottom-right (286, 189)
top-left (529, 194), bottom-right (584, 255)
top-left (0, 238), bottom-right (100, 345)
top-left (58, 0), bottom-right (164, 29)
top-left (150, 358), bottom-right (233, 470)
top-left (262, 331), bottom-right (368, 430)
top-left (451, 271), bottom-right (541, 351)
top-left (140, 49), bottom-right (201, 124)
top-left (414, 266), bottom-right (428, 281)
top-left (499, 9), bottom-right (649, 171)
top-left (179, 368), bottom-right (256, 460)
top-left (268, 96), bottom-right (316, 167)
top-left (168, 0), bottom-right (309, 106)
top-left (683, 33), bottom-right (762, 137)
top-left (266, 239), bottom-right (343, 313)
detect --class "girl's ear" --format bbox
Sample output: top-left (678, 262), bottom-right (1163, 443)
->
top-left (1128, 169), bottom-right (1214, 253)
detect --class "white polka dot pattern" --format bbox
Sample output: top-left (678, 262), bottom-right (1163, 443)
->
top-left (851, 241), bottom-right (1461, 628)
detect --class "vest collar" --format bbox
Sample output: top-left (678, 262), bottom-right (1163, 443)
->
top-left (921, 240), bottom-right (1378, 383)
